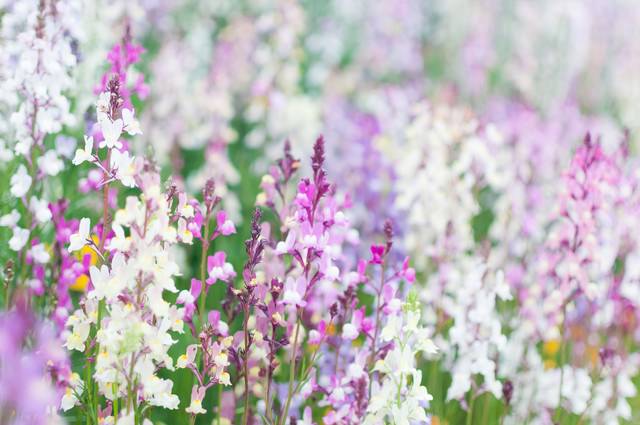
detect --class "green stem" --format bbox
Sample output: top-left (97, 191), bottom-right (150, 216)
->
top-left (467, 391), bottom-right (476, 425)
top-left (113, 383), bottom-right (119, 424)
top-left (396, 373), bottom-right (403, 406)
top-left (279, 313), bottom-right (302, 425)
top-left (554, 304), bottom-right (568, 422)
top-left (85, 360), bottom-right (92, 425)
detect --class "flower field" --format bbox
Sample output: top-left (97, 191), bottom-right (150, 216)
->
top-left (1, 1), bottom-right (640, 424)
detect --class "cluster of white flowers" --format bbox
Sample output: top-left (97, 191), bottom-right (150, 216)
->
top-left (71, 92), bottom-right (142, 188)
top-left (62, 91), bottom-right (187, 417)
top-left (0, 0), bottom-right (80, 254)
top-left (443, 260), bottom-right (511, 402)
top-left (586, 353), bottom-right (639, 424)
top-left (499, 315), bottom-right (638, 425)
top-left (382, 102), bottom-right (508, 270)
top-left (364, 295), bottom-right (437, 425)
top-left (0, 0), bottom-right (80, 155)
top-left (500, 325), bottom-right (592, 424)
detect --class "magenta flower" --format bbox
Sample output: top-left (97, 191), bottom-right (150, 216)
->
top-left (370, 244), bottom-right (385, 264)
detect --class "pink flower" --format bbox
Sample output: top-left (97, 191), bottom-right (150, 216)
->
top-left (208, 310), bottom-right (229, 336)
top-left (281, 276), bottom-right (307, 307)
top-left (309, 320), bottom-right (326, 344)
top-left (216, 210), bottom-right (236, 236)
top-left (177, 279), bottom-right (202, 324)
top-left (207, 252), bottom-right (236, 285)
top-left (342, 307), bottom-right (371, 340)
top-left (275, 229), bottom-right (297, 255)
top-left (401, 256), bottom-right (416, 283)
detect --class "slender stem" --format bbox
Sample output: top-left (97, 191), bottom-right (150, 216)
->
top-left (279, 312), bottom-right (302, 425)
top-left (92, 299), bottom-right (105, 419)
top-left (97, 149), bottom-right (112, 258)
top-left (85, 149), bottom-right (111, 421)
top-left (554, 303), bottom-right (568, 422)
top-left (500, 405), bottom-right (508, 425)
top-left (368, 263), bottom-right (387, 396)
top-left (265, 325), bottom-right (276, 422)
top-left (481, 393), bottom-right (490, 425)
top-left (134, 395), bottom-right (140, 425)
top-left (396, 372), bottom-right (403, 406)
top-left (113, 383), bottom-right (119, 424)
top-left (217, 383), bottom-right (222, 425)
top-left (85, 360), bottom-right (92, 425)
top-left (198, 219), bottom-right (210, 329)
top-left (241, 305), bottom-right (251, 425)
top-left (467, 391), bottom-right (476, 425)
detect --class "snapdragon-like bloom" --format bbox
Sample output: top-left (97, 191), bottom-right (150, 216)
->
top-left (63, 87), bottom-right (185, 415)
top-left (445, 260), bottom-right (510, 402)
top-left (529, 135), bottom-right (624, 337)
top-left (0, 0), bottom-right (81, 305)
top-left (364, 295), bottom-right (436, 425)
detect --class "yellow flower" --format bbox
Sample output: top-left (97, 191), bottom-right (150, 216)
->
top-left (543, 339), bottom-right (560, 357)
top-left (326, 323), bottom-right (336, 336)
top-left (71, 235), bottom-right (100, 292)
top-left (76, 235), bottom-right (100, 263)
top-left (70, 274), bottom-right (89, 292)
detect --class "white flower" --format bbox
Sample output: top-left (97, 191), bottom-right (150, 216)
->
top-left (445, 259), bottom-right (507, 402)
top-left (186, 398), bottom-right (206, 415)
top-left (380, 314), bottom-right (401, 342)
top-left (185, 386), bottom-right (207, 415)
top-left (38, 150), bottom-right (64, 176)
top-left (88, 265), bottom-right (113, 301)
top-left (341, 323), bottom-right (358, 340)
top-left (122, 108), bottom-right (142, 135)
top-left (0, 210), bottom-right (20, 228)
top-left (30, 243), bottom-right (50, 264)
top-left (64, 314), bottom-right (91, 352)
top-left (110, 149), bottom-right (136, 187)
top-left (106, 224), bottom-right (131, 252)
top-left (72, 136), bottom-right (94, 165)
top-left (61, 373), bottom-right (83, 411)
top-left (68, 218), bottom-right (90, 252)
top-left (30, 197), bottom-right (52, 224)
top-left (364, 305), bottom-right (434, 424)
top-left (99, 117), bottom-right (123, 149)
top-left (9, 227), bottom-right (29, 251)
top-left (495, 270), bottom-right (513, 301)
top-left (60, 387), bottom-right (77, 411)
top-left (10, 164), bottom-right (32, 197)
